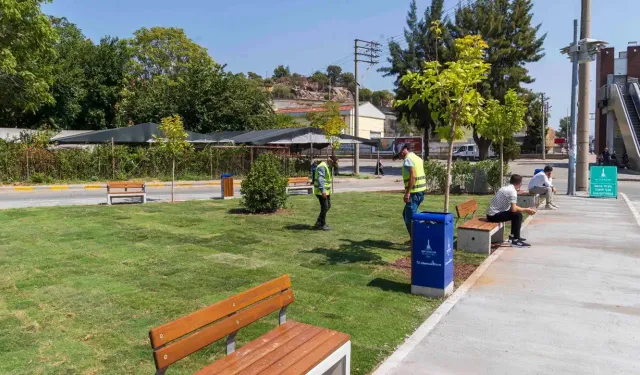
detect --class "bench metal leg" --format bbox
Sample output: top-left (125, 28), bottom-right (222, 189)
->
top-left (226, 331), bottom-right (237, 355)
top-left (457, 229), bottom-right (492, 254)
top-left (107, 195), bottom-right (112, 206)
top-left (279, 306), bottom-right (287, 325)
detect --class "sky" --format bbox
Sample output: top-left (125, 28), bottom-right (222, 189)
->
top-left (43, 0), bottom-right (640, 133)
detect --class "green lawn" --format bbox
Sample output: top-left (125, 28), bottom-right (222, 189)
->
top-left (0, 193), bottom-right (491, 375)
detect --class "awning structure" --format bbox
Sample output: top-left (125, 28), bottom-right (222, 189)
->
top-left (206, 128), bottom-right (377, 146)
top-left (54, 123), bottom-right (216, 144)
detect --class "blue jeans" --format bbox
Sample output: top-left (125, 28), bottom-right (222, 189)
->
top-left (403, 192), bottom-right (425, 236)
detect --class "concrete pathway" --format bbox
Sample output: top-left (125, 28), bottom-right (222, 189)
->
top-left (376, 194), bottom-right (640, 375)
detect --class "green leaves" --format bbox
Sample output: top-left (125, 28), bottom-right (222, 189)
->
top-left (305, 102), bottom-right (347, 150)
top-left (154, 115), bottom-right (193, 156)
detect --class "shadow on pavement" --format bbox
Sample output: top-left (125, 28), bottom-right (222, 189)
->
top-left (367, 278), bottom-right (411, 294)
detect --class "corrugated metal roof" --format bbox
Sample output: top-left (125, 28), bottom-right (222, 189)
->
top-left (54, 123), bottom-right (216, 144)
top-left (206, 127), bottom-right (377, 146)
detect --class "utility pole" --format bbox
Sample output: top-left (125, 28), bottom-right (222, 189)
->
top-left (568, 20), bottom-right (579, 196)
top-left (353, 39), bottom-right (381, 174)
top-left (540, 93), bottom-right (546, 159)
top-left (576, 0), bottom-right (591, 191)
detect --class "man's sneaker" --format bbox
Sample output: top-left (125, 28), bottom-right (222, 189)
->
top-left (544, 204), bottom-right (557, 210)
top-left (509, 234), bottom-right (526, 242)
top-left (320, 225), bottom-right (331, 231)
top-left (550, 203), bottom-right (560, 209)
top-left (511, 239), bottom-right (531, 248)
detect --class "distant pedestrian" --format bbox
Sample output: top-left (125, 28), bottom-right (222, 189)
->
top-left (394, 143), bottom-right (426, 238)
top-left (376, 158), bottom-right (385, 176)
top-left (486, 174), bottom-right (536, 248)
top-left (313, 157), bottom-right (336, 231)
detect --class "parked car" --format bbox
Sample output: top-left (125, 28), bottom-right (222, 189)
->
top-left (452, 144), bottom-right (496, 160)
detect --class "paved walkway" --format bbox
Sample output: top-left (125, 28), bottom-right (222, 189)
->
top-left (376, 194), bottom-right (640, 374)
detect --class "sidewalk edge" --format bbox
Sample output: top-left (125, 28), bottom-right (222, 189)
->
top-left (620, 193), bottom-right (640, 227)
top-left (372, 215), bottom-right (535, 375)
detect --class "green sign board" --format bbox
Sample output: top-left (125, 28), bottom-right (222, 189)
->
top-left (590, 166), bottom-right (618, 198)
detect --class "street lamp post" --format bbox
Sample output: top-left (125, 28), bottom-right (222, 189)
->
top-left (560, 23), bottom-right (608, 195)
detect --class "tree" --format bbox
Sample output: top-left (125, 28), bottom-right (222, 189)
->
top-left (338, 72), bottom-right (355, 92)
top-left (241, 153), bottom-right (288, 213)
top-left (359, 88), bottom-right (373, 102)
top-left (477, 89), bottom-right (527, 185)
top-left (311, 71), bottom-right (329, 89)
top-left (0, 0), bottom-right (57, 126)
top-left (521, 92), bottom-right (549, 153)
top-left (558, 116), bottom-right (570, 139)
top-left (379, 0), bottom-right (452, 158)
top-left (326, 65), bottom-right (342, 85)
top-left (273, 65), bottom-right (290, 79)
top-left (154, 115), bottom-right (192, 202)
top-left (398, 35), bottom-right (490, 212)
top-left (371, 90), bottom-right (394, 107)
top-left (306, 102), bottom-right (347, 157)
top-left (274, 114), bottom-right (303, 129)
top-left (451, 0), bottom-right (546, 159)
top-left (248, 72), bottom-right (262, 81)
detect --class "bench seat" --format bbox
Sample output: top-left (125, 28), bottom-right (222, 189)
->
top-left (456, 200), bottom-right (505, 254)
top-left (107, 181), bottom-right (146, 205)
top-left (286, 177), bottom-right (313, 195)
top-left (195, 321), bottom-right (351, 375)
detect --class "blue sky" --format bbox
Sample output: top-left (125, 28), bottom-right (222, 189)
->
top-left (43, 0), bottom-right (640, 132)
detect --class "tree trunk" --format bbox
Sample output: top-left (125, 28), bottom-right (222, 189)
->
top-left (444, 122), bottom-right (457, 213)
top-left (473, 129), bottom-right (492, 160)
top-left (422, 126), bottom-right (430, 159)
top-left (500, 139), bottom-right (504, 187)
top-left (171, 158), bottom-right (175, 202)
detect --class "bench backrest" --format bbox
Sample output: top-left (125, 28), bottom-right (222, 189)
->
top-left (149, 275), bottom-right (294, 371)
top-left (107, 181), bottom-right (145, 190)
top-left (455, 199), bottom-right (478, 225)
top-left (288, 177), bottom-right (310, 185)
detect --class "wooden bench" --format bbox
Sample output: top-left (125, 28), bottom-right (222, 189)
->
top-left (106, 181), bottom-right (146, 205)
top-left (149, 275), bottom-right (351, 375)
top-left (455, 199), bottom-right (505, 254)
top-left (286, 177), bottom-right (313, 195)
top-left (517, 192), bottom-right (540, 209)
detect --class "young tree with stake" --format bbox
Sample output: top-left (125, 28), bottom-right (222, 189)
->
top-left (397, 33), bottom-right (490, 212)
top-left (477, 89), bottom-right (527, 186)
top-left (154, 115), bottom-right (192, 202)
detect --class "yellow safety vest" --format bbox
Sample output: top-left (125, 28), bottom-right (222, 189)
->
top-left (313, 162), bottom-right (332, 195)
top-left (402, 152), bottom-right (426, 193)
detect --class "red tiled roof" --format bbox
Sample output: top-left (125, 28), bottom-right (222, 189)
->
top-left (275, 105), bottom-right (353, 114)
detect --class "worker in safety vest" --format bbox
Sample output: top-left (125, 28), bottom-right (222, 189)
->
top-left (394, 143), bottom-right (427, 237)
top-left (313, 157), bottom-right (336, 230)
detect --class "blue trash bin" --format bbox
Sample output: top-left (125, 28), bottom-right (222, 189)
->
top-left (534, 168), bottom-right (543, 176)
top-left (411, 212), bottom-right (454, 298)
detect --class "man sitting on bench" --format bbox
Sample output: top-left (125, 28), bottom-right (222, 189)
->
top-left (528, 165), bottom-right (558, 210)
top-left (486, 174), bottom-right (536, 248)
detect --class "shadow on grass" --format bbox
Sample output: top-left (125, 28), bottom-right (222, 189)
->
top-left (284, 224), bottom-right (316, 231)
top-left (304, 239), bottom-right (401, 265)
top-left (367, 278), bottom-right (411, 294)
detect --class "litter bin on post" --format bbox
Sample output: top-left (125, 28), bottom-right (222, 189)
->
top-left (411, 212), bottom-right (454, 298)
top-left (221, 174), bottom-right (234, 199)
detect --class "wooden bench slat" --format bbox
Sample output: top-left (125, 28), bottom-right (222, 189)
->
top-left (194, 321), bottom-right (307, 375)
top-left (459, 218), bottom-right (500, 232)
top-left (153, 289), bottom-right (294, 369)
top-left (230, 325), bottom-right (325, 375)
top-left (150, 275), bottom-right (291, 348)
top-left (279, 332), bottom-right (351, 375)
top-left (259, 329), bottom-right (339, 375)
top-left (456, 199), bottom-right (478, 218)
top-left (287, 177), bottom-right (309, 184)
top-left (107, 181), bottom-right (145, 188)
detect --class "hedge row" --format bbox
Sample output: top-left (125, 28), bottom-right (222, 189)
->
top-left (0, 141), bottom-right (310, 184)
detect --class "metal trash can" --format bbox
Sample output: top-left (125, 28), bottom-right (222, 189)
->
top-left (411, 212), bottom-right (454, 298)
top-left (221, 173), bottom-right (234, 199)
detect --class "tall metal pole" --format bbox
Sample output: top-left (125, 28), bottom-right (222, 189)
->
top-left (568, 19), bottom-right (579, 196)
top-left (576, 0), bottom-right (591, 191)
top-left (354, 39), bottom-right (360, 174)
top-left (541, 94), bottom-right (546, 159)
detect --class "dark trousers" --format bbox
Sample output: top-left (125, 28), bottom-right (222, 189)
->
top-left (487, 210), bottom-right (523, 239)
top-left (316, 195), bottom-right (331, 226)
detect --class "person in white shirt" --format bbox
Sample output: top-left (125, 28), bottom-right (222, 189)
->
top-left (528, 165), bottom-right (558, 210)
top-left (487, 174), bottom-right (537, 248)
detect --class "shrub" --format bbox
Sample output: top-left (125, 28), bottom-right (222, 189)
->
top-left (241, 153), bottom-right (288, 213)
top-left (476, 159), bottom-right (510, 192)
top-left (423, 160), bottom-right (447, 193)
top-left (451, 160), bottom-right (473, 190)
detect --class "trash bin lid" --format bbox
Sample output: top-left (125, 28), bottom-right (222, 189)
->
top-left (221, 173), bottom-right (233, 178)
top-left (412, 211), bottom-right (453, 224)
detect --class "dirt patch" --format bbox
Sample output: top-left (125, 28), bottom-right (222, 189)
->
top-left (391, 256), bottom-right (480, 287)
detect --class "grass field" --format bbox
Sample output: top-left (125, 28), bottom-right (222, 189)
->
top-left (0, 193), bottom-right (491, 375)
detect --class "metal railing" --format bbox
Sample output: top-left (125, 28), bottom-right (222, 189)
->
top-left (614, 83), bottom-right (640, 155)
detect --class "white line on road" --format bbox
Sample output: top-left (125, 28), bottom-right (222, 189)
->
top-left (620, 192), bottom-right (640, 228)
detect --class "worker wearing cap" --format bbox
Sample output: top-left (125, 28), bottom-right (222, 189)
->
top-left (394, 143), bottom-right (427, 237)
top-left (313, 157), bottom-right (336, 231)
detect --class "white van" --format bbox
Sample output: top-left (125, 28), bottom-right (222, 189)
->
top-left (452, 144), bottom-right (495, 160)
